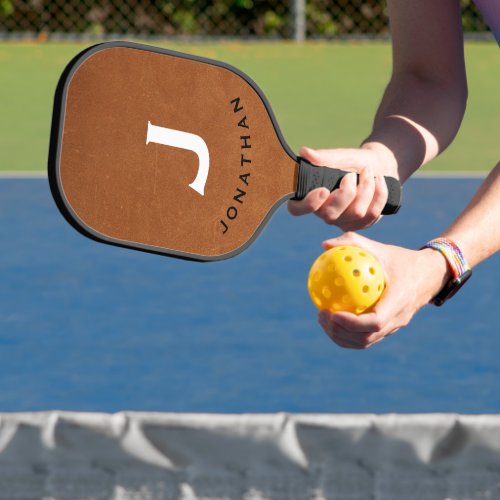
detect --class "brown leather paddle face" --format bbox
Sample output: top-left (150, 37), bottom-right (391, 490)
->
top-left (50, 42), bottom-right (297, 261)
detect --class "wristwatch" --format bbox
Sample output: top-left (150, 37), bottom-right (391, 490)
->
top-left (421, 238), bottom-right (472, 306)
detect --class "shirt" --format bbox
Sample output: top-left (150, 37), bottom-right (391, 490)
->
top-left (473, 0), bottom-right (500, 45)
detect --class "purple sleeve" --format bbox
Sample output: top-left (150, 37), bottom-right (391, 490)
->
top-left (473, 0), bottom-right (500, 45)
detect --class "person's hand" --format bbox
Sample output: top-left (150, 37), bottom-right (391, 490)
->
top-left (316, 232), bottom-right (451, 349)
top-left (288, 145), bottom-right (398, 231)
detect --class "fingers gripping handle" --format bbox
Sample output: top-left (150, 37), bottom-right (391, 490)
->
top-left (293, 157), bottom-right (402, 215)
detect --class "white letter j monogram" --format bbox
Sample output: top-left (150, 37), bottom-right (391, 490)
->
top-left (146, 121), bottom-right (210, 196)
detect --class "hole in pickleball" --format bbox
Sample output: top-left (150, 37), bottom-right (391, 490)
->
top-left (362, 285), bottom-right (369, 293)
top-left (342, 295), bottom-right (351, 304)
top-left (313, 294), bottom-right (322, 307)
top-left (327, 264), bottom-right (335, 272)
top-left (369, 267), bottom-right (375, 275)
top-left (359, 252), bottom-right (367, 257)
top-left (313, 271), bottom-right (321, 282)
top-left (344, 256), bottom-right (352, 262)
top-left (352, 269), bottom-right (360, 277)
top-left (333, 303), bottom-right (342, 311)
top-left (378, 284), bottom-right (382, 291)
top-left (334, 277), bottom-right (344, 287)
top-left (322, 286), bottom-right (332, 299)
top-left (356, 306), bottom-right (366, 314)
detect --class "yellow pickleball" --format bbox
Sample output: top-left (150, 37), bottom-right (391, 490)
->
top-left (308, 245), bottom-right (385, 314)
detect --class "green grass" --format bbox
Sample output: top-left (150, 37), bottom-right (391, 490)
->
top-left (0, 40), bottom-right (497, 172)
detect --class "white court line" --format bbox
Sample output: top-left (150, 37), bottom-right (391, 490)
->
top-left (414, 170), bottom-right (487, 178)
top-left (0, 171), bottom-right (47, 178)
top-left (0, 170), bottom-right (488, 179)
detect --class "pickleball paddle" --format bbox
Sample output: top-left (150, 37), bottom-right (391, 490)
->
top-left (49, 41), bottom-right (401, 261)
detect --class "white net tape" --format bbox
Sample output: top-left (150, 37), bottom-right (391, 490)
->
top-left (0, 412), bottom-right (500, 499)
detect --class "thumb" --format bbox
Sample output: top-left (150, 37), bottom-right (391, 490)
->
top-left (322, 231), bottom-right (368, 250)
top-left (299, 146), bottom-right (324, 165)
top-left (321, 233), bottom-right (389, 272)
top-left (299, 147), bottom-right (366, 170)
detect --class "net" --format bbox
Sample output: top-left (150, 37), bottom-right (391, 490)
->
top-left (1, 412), bottom-right (500, 499)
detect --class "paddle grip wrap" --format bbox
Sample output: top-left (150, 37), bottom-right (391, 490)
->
top-left (293, 157), bottom-right (402, 215)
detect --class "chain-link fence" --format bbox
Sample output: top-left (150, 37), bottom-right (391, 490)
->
top-left (0, 0), bottom-right (491, 40)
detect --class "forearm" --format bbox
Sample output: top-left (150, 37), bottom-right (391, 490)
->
top-left (363, 73), bottom-right (467, 182)
top-left (361, 0), bottom-right (467, 183)
top-left (441, 162), bottom-right (500, 267)
top-left (418, 162), bottom-right (500, 303)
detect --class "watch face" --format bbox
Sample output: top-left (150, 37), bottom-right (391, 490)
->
top-left (432, 269), bottom-right (472, 306)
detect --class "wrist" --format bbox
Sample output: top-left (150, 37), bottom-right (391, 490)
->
top-left (361, 141), bottom-right (399, 178)
top-left (418, 248), bottom-right (453, 303)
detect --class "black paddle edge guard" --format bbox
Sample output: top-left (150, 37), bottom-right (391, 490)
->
top-left (293, 157), bottom-right (402, 215)
top-left (47, 41), bottom-right (296, 262)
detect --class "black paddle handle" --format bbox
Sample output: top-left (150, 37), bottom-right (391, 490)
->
top-left (293, 157), bottom-right (402, 215)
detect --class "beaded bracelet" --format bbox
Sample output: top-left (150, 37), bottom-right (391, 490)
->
top-left (421, 238), bottom-right (470, 278)
top-left (421, 237), bottom-right (472, 306)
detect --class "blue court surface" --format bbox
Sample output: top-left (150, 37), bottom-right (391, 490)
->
top-left (0, 176), bottom-right (498, 413)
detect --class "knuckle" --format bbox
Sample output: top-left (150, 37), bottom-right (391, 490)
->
top-left (359, 339), bottom-right (371, 349)
top-left (340, 175), bottom-right (357, 195)
top-left (350, 205), bottom-right (367, 219)
top-left (325, 214), bottom-right (340, 225)
top-left (361, 216), bottom-right (379, 230)
top-left (360, 170), bottom-right (374, 186)
top-left (319, 207), bottom-right (340, 225)
top-left (343, 182), bottom-right (357, 198)
top-left (366, 205), bottom-right (382, 220)
top-left (371, 319), bottom-right (385, 333)
top-left (368, 333), bottom-right (383, 345)
top-left (364, 333), bottom-right (382, 348)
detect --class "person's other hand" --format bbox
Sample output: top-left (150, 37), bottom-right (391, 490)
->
top-left (288, 146), bottom-right (397, 231)
top-left (316, 232), bottom-right (450, 349)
